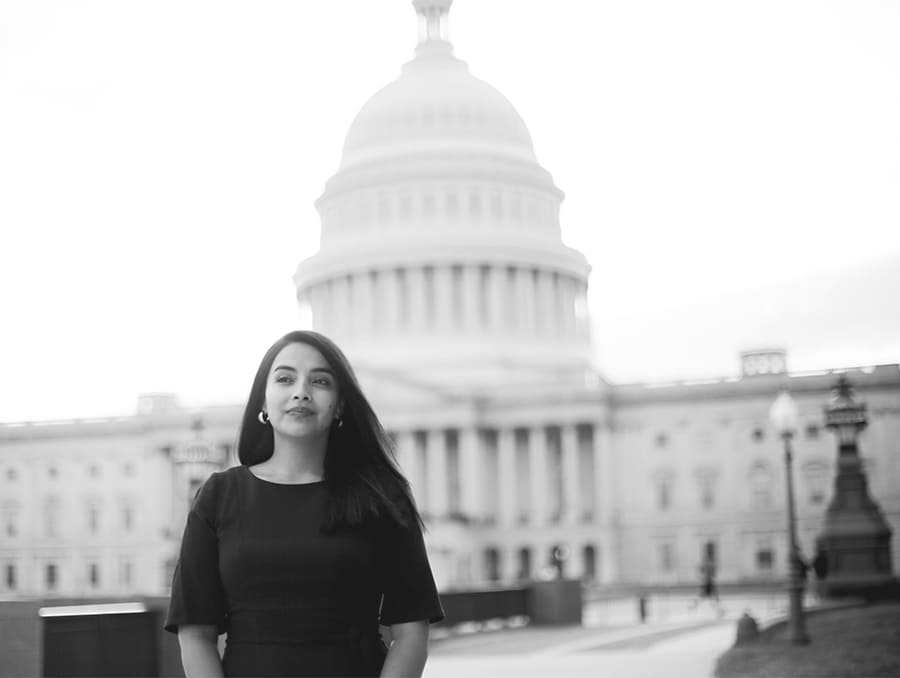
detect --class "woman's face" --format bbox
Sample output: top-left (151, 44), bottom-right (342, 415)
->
top-left (264, 342), bottom-right (342, 443)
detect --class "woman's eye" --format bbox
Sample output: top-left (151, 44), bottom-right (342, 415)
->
top-left (313, 378), bottom-right (331, 386)
top-left (275, 375), bottom-right (293, 384)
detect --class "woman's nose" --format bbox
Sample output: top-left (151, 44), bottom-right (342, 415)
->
top-left (291, 383), bottom-right (311, 401)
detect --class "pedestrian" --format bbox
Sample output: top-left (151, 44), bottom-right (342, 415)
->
top-left (164, 330), bottom-right (444, 677)
top-left (813, 545), bottom-right (829, 580)
top-left (699, 557), bottom-right (718, 602)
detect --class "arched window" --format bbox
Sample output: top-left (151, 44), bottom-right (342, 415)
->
top-left (517, 547), bottom-right (532, 581)
top-left (583, 545), bottom-right (597, 581)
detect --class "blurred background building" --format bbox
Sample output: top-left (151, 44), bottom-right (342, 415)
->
top-left (1, 0), bottom-right (898, 600)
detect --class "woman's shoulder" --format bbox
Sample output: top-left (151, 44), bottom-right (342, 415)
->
top-left (196, 466), bottom-right (244, 499)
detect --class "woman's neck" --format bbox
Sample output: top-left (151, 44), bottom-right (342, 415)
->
top-left (263, 435), bottom-right (328, 482)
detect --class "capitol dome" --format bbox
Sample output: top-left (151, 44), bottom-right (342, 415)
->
top-left (294, 0), bottom-right (593, 387)
top-left (340, 39), bottom-right (537, 169)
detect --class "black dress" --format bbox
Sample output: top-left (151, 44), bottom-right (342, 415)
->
top-left (164, 466), bottom-right (444, 677)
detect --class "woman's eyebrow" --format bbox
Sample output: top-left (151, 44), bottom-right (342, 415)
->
top-left (272, 365), bottom-right (297, 373)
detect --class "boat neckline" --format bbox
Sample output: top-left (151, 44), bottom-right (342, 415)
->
top-left (242, 465), bottom-right (327, 486)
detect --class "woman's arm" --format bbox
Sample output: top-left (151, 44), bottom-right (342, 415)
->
top-left (177, 625), bottom-right (224, 678)
top-left (380, 619), bottom-right (429, 678)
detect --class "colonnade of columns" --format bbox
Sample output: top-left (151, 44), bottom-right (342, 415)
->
top-left (304, 264), bottom-right (589, 342)
top-left (389, 423), bottom-right (603, 527)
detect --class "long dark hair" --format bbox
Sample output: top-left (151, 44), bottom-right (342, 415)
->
top-left (237, 330), bottom-right (423, 532)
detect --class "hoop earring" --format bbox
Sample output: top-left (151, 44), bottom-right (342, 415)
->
top-left (257, 410), bottom-right (269, 425)
top-left (335, 416), bottom-right (343, 429)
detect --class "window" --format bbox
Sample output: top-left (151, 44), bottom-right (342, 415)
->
top-left (659, 541), bottom-right (675, 572)
top-left (700, 477), bottom-right (715, 510)
top-left (751, 427), bottom-right (765, 443)
top-left (48, 466), bottom-right (58, 478)
top-left (803, 460), bottom-right (829, 506)
top-left (88, 562), bottom-right (100, 588)
top-left (45, 497), bottom-right (61, 538)
top-left (702, 540), bottom-right (718, 567)
top-left (654, 433), bottom-right (668, 449)
top-left (484, 547), bottom-right (501, 582)
top-left (657, 479), bottom-right (672, 510)
top-left (122, 503), bottom-right (134, 532)
top-left (123, 462), bottom-right (135, 477)
top-left (583, 545), bottom-right (597, 581)
top-left (87, 501), bottom-right (101, 534)
top-left (88, 464), bottom-right (100, 478)
top-left (805, 424), bottom-right (820, 440)
top-left (2, 501), bottom-right (19, 538)
top-left (5, 564), bottom-right (16, 590)
top-left (120, 559), bottom-right (133, 588)
top-left (750, 461), bottom-right (772, 510)
top-left (695, 467), bottom-right (718, 510)
top-left (46, 563), bottom-right (58, 591)
top-left (517, 547), bottom-right (531, 580)
top-left (756, 542), bottom-right (774, 572)
top-left (5, 468), bottom-right (17, 481)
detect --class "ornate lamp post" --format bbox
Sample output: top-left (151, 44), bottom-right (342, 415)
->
top-left (818, 376), bottom-right (897, 598)
top-left (769, 389), bottom-right (810, 645)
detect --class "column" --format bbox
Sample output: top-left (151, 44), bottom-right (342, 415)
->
top-left (434, 266), bottom-right (453, 330)
top-left (529, 426), bottom-right (549, 527)
top-left (535, 269), bottom-right (555, 337)
top-left (383, 268), bottom-right (400, 334)
top-left (515, 267), bottom-right (534, 335)
top-left (408, 266), bottom-right (427, 332)
top-left (427, 429), bottom-right (449, 519)
top-left (489, 265), bottom-right (507, 334)
top-left (497, 427), bottom-right (517, 527)
top-left (562, 424), bottom-right (580, 524)
top-left (575, 280), bottom-right (590, 342)
top-left (561, 276), bottom-right (577, 339)
top-left (332, 276), bottom-right (350, 340)
top-left (459, 427), bottom-right (482, 522)
top-left (317, 281), bottom-right (332, 333)
top-left (596, 423), bottom-right (618, 583)
top-left (462, 265), bottom-right (481, 332)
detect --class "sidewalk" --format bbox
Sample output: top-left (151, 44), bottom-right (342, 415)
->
top-left (424, 593), bottom-right (790, 678)
top-left (426, 619), bottom-right (736, 678)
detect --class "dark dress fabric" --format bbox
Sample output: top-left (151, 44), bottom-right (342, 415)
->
top-left (164, 465), bottom-right (444, 677)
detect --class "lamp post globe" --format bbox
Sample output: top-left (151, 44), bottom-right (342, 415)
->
top-left (769, 389), bottom-right (810, 645)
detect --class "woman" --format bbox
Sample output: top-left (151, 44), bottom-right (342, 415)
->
top-left (165, 330), bottom-right (444, 677)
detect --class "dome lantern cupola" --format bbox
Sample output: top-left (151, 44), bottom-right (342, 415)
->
top-left (413, 0), bottom-right (453, 44)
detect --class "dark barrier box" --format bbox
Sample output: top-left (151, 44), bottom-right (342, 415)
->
top-left (527, 579), bottom-right (583, 625)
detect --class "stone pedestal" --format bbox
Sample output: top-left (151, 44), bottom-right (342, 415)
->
top-left (818, 376), bottom-right (898, 599)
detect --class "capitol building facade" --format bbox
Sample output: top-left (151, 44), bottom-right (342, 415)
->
top-left (2, 0), bottom-right (898, 600)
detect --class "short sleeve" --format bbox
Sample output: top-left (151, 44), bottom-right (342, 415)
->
top-left (375, 512), bottom-right (444, 626)
top-left (164, 472), bottom-right (228, 635)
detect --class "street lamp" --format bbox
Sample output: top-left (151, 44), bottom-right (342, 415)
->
top-left (769, 389), bottom-right (810, 645)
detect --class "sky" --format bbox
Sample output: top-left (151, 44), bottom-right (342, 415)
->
top-left (1, 0), bottom-right (899, 423)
